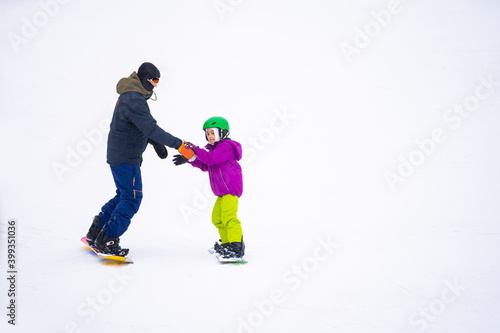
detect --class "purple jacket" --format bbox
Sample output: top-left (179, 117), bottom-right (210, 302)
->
top-left (189, 140), bottom-right (243, 198)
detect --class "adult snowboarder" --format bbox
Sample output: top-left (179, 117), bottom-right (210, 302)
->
top-left (85, 62), bottom-right (185, 256)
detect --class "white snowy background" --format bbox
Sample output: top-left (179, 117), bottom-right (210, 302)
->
top-left (1, 0), bottom-right (499, 332)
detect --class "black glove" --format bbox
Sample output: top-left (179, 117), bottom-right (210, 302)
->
top-left (173, 154), bottom-right (188, 166)
top-left (148, 139), bottom-right (168, 159)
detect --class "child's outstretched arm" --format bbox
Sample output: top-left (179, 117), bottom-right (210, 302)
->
top-left (188, 142), bottom-right (234, 166)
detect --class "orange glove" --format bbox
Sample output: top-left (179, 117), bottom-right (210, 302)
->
top-left (178, 142), bottom-right (196, 161)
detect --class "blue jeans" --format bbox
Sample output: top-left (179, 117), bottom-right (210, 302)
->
top-left (98, 163), bottom-right (143, 238)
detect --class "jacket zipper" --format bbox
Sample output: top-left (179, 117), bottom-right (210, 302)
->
top-left (209, 167), bottom-right (215, 190)
top-left (219, 169), bottom-right (229, 191)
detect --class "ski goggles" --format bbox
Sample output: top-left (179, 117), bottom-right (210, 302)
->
top-left (147, 77), bottom-right (160, 87)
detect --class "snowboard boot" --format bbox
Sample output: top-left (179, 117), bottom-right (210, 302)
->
top-left (213, 239), bottom-right (225, 255)
top-left (85, 215), bottom-right (101, 247)
top-left (221, 236), bottom-right (245, 259)
top-left (94, 229), bottom-right (129, 257)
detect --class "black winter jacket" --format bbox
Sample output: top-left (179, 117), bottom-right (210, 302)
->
top-left (106, 72), bottom-right (182, 166)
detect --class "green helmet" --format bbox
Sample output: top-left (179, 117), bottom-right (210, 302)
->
top-left (202, 116), bottom-right (230, 140)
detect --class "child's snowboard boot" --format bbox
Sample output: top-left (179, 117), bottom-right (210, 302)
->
top-left (94, 229), bottom-right (129, 256)
top-left (213, 239), bottom-right (223, 254)
top-left (221, 237), bottom-right (245, 259)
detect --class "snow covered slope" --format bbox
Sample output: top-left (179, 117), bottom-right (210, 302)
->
top-left (1, 0), bottom-right (499, 332)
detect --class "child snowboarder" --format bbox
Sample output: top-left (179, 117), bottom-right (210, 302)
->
top-left (173, 116), bottom-right (245, 259)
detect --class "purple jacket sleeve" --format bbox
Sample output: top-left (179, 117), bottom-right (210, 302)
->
top-left (189, 158), bottom-right (209, 171)
top-left (193, 143), bottom-right (234, 166)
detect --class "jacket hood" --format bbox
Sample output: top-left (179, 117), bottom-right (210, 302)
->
top-left (206, 139), bottom-right (242, 161)
top-left (116, 72), bottom-right (153, 99)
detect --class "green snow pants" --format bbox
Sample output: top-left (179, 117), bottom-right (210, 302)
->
top-left (212, 194), bottom-right (243, 243)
